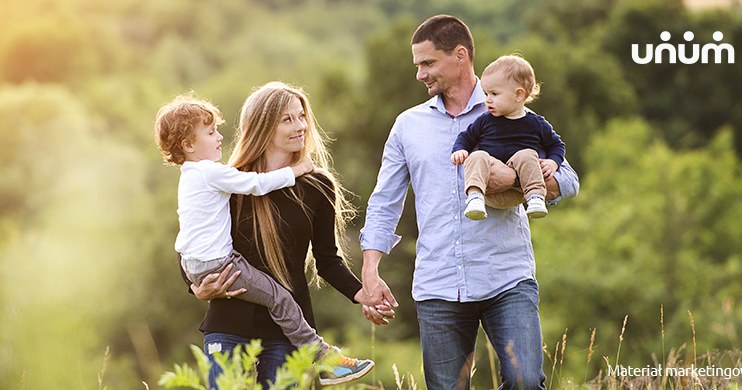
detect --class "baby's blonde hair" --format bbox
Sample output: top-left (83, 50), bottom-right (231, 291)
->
top-left (482, 55), bottom-right (541, 104)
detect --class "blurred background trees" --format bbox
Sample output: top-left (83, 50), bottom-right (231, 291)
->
top-left (0, 0), bottom-right (739, 388)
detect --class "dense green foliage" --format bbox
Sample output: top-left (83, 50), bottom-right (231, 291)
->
top-left (0, 0), bottom-right (740, 388)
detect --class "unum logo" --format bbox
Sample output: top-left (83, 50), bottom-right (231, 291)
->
top-left (632, 31), bottom-right (735, 64)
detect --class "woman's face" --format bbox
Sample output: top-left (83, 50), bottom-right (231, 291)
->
top-left (267, 96), bottom-right (306, 157)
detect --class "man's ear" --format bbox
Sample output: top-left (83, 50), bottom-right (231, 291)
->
top-left (455, 45), bottom-right (468, 64)
top-left (182, 138), bottom-right (194, 153)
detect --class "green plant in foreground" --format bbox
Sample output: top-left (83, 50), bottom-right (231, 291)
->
top-left (158, 344), bottom-right (213, 390)
top-left (156, 307), bottom-right (742, 390)
top-left (158, 341), bottom-right (324, 389)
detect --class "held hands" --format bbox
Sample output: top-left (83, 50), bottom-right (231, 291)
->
top-left (360, 252), bottom-right (399, 326)
top-left (290, 156), bottom-right (315, 178)
top-left (190, 263), bottom-right (247, 301)
top-left (451, 150), bottom-right (469, 165)
top-left (362, 303), bottom-right (396, 326)
top-left (355, 289), bottom-right (396, 326)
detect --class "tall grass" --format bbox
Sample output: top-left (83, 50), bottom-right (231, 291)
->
top-left (584, 328), bottom-right (596, 384)
top-left (98, 346), bottom-right (110, 390)
top-left (542, 309), bottom-right (742, 389)
top-left (114, 306), bottom-right (742, 389)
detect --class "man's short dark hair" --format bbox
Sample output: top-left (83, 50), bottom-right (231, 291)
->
top-left (411, 14), bottom-right (475, 62)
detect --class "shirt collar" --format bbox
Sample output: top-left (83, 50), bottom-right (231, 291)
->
top-left (428, 78), bottom-right (485, 117)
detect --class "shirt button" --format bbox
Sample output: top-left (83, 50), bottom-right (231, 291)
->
top-left (454, 216), bottom-right (459, 220)
top-left (451, 189), bottom-right (456, 194)
top-left (455, 240), bottom-right (460, 245)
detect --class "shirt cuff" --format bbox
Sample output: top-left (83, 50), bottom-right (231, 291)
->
top-left (359, 229), bottom-right (402, 254)
top-left (276, 166), bottom-right (296, 186)
top-left (549, 169), bottom-right (580, 205)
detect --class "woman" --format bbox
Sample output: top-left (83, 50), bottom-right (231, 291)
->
top-left (186, 82), bottom-right (392, 387)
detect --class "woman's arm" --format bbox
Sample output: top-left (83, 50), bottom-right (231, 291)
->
top-left (309, 176), bottom-right (364, 302)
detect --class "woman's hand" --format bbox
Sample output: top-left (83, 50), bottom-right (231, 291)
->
top-left (361, 303), bottom-right (396, 326)
top-left (191, 263), bottom-right (247, 301)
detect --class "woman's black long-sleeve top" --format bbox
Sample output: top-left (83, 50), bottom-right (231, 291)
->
top-left (192, 173), bottom-right (362, 342)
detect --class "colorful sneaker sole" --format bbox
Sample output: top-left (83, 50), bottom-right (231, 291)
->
top-left (319, 360), bottom-right (375, 386)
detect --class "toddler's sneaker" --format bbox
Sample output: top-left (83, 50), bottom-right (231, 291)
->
top-left (318, 346), bottom-right (375, 386)
top-left (464, 192), bottom-right (487, 220)
top-left (526, 196), bottom-right (548, 219)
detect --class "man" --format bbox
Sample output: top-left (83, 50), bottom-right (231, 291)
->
top-left (359, 15), bottom-right (579, 390)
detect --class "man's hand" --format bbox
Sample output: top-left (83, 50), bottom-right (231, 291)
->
top-left (361, 250), bottom-right (398, 326)
top-left (361, 250), bottom-right (399, 307)
top-left (190, 263), bottom-right (247, 301)
top-left (486, 158), bottom-right (517, 193)
top-left (362, 270), bottom-right (397, 308)
top-left (451, 150), bottom-right (469, 165)
top-left (485, 156), bottom-right (561, 200)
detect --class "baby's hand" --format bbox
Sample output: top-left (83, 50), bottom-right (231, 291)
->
top-left (451, 150), bottom-right (469, 165)
top-left (540, 159), bottom-right (558, 180)
top-left (291, 156), bottom-right (315, 177)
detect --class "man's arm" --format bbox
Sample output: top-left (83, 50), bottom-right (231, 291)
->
top-left (359, 122), bottom-right (408, 314)
top-left (486, 157), bottom-right (579, 203)
top-left (547, 159), bottom-right (580, 204)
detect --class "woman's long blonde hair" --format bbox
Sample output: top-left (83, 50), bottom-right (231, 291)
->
top-left (228, 81), bottom-right (355, 291)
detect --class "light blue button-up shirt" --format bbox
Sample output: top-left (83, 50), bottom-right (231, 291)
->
top-left (360, 80), bottom-right (579, 302)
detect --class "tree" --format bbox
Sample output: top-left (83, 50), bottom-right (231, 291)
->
top-left (0, 84), bottom-right (167, 388)
top-left (534, 118), bottom-right (742, 378)
top-left (0, 15), bottom-right (104, 84)
top-left (600, 0), bottom-right (742, 153)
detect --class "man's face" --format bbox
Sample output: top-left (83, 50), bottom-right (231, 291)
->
top-left (412, 40), bottom-right (461, 97)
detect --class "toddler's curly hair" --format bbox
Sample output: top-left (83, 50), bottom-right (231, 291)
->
top-left (154, 93), bottom-right (224, 165)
